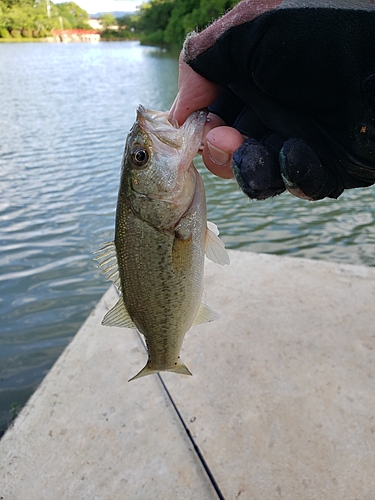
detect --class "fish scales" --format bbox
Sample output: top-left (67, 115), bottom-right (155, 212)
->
top-left (95, 105), bottom-right (229, 381)
top-left (117, 182), bottom-right (205, 366)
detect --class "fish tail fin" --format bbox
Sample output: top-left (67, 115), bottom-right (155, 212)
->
top-left (128, 359), bottom-right (192, 382)
top-left (128, 363), bottom-right (159, 382)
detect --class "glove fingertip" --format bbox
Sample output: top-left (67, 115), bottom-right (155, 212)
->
top-left (233, 138), bottom-right (285, 200)
top-left (280, 139), bottom-right (343, 200)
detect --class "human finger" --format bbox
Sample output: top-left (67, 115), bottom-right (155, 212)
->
top-left (169, 55), bottom-right (221, 126)
top-left (201, 124), bottom-right (244, 179)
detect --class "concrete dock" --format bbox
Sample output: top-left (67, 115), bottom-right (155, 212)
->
top-left (1, 250), bottom-right (375, 500)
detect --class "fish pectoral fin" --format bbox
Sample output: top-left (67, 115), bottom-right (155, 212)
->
top-left (102, 297), bottom-right (136, 329)
top-left (205, 221), bottom-right (230, 266)
top-left (193, 302), bottom-right (219, 325)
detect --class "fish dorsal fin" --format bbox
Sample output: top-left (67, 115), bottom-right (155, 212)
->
top-left (205, 221), bottom-right (230, 266)
top-left (102, 297), bottom-right (136, 329)
top-left (93, 241), bottom-right (122, 291)
top-left (193, 302), bottom-right (219, 325)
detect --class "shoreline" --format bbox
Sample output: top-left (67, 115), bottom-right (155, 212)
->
top-left (0, 37), bottom-right (140, 43)
top-left (0, 37), bottom-right (48, 43)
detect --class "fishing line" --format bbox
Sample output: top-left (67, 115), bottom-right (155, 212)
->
top-left (156, 372), bottom-right (226, 500)
top-left (133, 327), bottom-right (226, 500)
top-left (112, 286), bottom-right (225, 499)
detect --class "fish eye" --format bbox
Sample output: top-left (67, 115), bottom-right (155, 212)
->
top-left (131, 147), bottom-right (149, 168)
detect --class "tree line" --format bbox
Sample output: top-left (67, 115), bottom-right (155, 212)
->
top-left (103, 0), bottom-right (239, 48)
top-left (0, 0), bottom-right (239, 47)
top-left (135, 0), bottom-right (239, 48)
top-left (0, 0), bottom-right (90, 39)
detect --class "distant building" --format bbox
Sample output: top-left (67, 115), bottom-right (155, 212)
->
top-left (88, 18), bottom-right (119, 31)
top-left (88, 19), bottom-right (102, 30)
top-left (49, 29), bottom-right (100, 43)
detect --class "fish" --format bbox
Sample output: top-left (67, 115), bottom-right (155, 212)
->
top-left (94, 105), bottom-right (229, 381)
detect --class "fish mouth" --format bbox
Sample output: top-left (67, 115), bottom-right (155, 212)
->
top-left (136, 105), bottom-right (207, 153)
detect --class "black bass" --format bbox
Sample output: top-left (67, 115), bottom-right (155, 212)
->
top-left (95, 105), bottom-right (229, 381)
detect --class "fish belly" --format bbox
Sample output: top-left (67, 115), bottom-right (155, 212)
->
top-left (115, 202), bottom-right (205, 372)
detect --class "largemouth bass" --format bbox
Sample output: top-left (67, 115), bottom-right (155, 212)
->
top-left (95, 105), bottom-right (229, 381)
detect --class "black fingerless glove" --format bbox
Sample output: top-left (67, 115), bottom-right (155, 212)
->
top-left (183, 1), bottom-right (375, 200)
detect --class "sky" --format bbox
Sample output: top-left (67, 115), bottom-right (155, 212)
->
top-left (71, 0), bottom-right (146, 14)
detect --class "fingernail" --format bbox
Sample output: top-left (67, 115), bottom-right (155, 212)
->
top-left (207, 141), bottom-right (231, 166)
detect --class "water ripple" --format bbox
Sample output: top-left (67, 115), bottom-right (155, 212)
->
top-left (0, 41), bottom-right (374, 434)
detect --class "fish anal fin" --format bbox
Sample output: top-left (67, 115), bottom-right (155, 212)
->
top-left (205, 221), bottom-right (230, 265)
top-left (193, 302), bottom-right (219, 325)
top-left (102, 297), bottom-right (136, 329)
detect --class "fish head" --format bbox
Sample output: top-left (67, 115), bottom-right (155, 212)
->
top-left (122, 105), bottom-right (207, 229)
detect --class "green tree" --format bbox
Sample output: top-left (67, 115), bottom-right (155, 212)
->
top-left (7, 4), bottom-right (33, 30)
top-left (0, 2), bottom-right (7, 29)
top-left (136, 0), bottom-right (240, 49)
top-left (99, 12), bottom-right (116, 29)
top-left (164, 0), bottom-right (239, 47)
top-left (1, 0), bottom-right (21, 7)
top-left (0, 0), bottom-right (91, 37)
top-left (138, 0), bottom-right (174, 46)
top-left (187, 0), bottom-right (238, 30)
top-left (54, 2), bottom-right (91, 29)
top-left (116, 13), bottom-right (138, 30)
top-left (163, 0), bottom-right (199, 47)
top-left (138, 0), bottom-right (173, 33)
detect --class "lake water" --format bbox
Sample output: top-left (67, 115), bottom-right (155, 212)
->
top-left (0, 41), bottom-right (374, 435)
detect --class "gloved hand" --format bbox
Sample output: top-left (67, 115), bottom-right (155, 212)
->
top-left (169, 0), bottom-right (375, 200)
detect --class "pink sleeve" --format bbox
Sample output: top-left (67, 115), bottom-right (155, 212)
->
top-left (183, 0), bottom-right (375, 62)
top-left (183, 0), bottom-right (283, 62)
